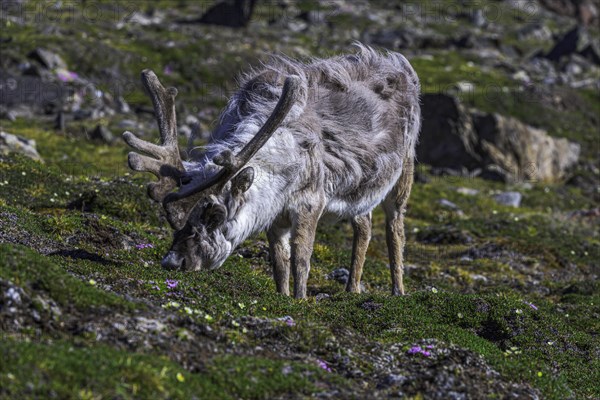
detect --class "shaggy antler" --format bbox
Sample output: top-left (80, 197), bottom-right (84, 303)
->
top-left (123, 69), bottom-right (187, 228)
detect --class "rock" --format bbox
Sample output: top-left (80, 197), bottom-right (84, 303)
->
top-left (123, 11), bottom-right (164, 26)
top-left (567, 207), bottom-right (600, 221)
top-left (471, 111), bottom-right (580, 182)
top-left (0, 106), bottom-right (17, 121)
top-left (538, 0), bottom-right (599, 26)
top-left (418, 94), bottom-right (581, 182)
top-left (471, 9), bottom-right (486, 28)
top-left (546, 26), bottom-right (579, 61)
top-left (451, 32), bottom-right (500, 50)
top-left (512, 70), bottom-right (531, 84)
top-left (456, 187), bottom-right (479, 196)
top-left (517, 23), bottom-right (552, 42)
top-left (0, 131), bottom-right (43, 162)
top-left (28, 48), bottom-right (67, 70)
top-left (370, 28), bottom-right (446, 50)
top-left (417, 94), bottom-right (480, 171)
top-left (0, 75), bottom-right (69, 114)
top-left (116, 96), bottom-right (131, 114)
top-left (439, 199), bottom-right (460, 210)
top-left (179, 0), bottom-right (256, 28)
top-left (178, 124), bottom-right (192, 139)
top-left (579, 44), bottom-right (600, 66)
top-left (492, 191), bottom-right (522, 207)
top-left (565, 60), bottom-right (583, 76)
top-left (117, 119), bottom-right (139, 129)
top-left (327, 268), bottom-right (349, 284)
top-left (361, 300), bottom-right (383, 311)
top-left (135, 317), bottom-right (166, 333)
top-left (563, 53), bottom-right (598, 81)
top-left (417, 226), bottom-right (473, 245)
top-left (54, 111), bottom-right (65, 131)
top-left (378, 374), bottom-right (408, 388)
top-left (89, 125), bottom-right (114, 144)
top-left (315, 293), bottom-right (331, 302)
top-left (578, 0), bottom-right (599, 26)
top-left (4, 286), bottom-right (23, 305)
top-left (546, 26), bottom-right (600, 66)
top-left (414, 171), bottom-right (430, 183)
top-left (455, 81), bottom-right (475, 93)
top-left (299, 10), bottom-right (327, 24)
top-left (471, 274), bottom-right (489, 283)
top-left (185, 115), bottom-right (200, 126)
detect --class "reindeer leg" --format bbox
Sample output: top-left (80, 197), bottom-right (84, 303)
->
top-left (267, 220), bottom-right (291, 296)
top-left (346, 212), bottom-right (372, 293)
top-left (383, 159), bottom-right (414, 296)
top-left (290, 201), bottom-right (324, 299)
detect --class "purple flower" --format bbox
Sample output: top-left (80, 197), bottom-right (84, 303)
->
top-left (525, 301), bottom-right (538, 310)
top-left (165, 279), bottom-right (179, 289)
top-left (277, 315), bottom-right (295, 327)
top-left (164, 65), bottom-right (173, 75)
top-left (316, 359), bottom-right (332, 372)
top-left (407, 345), bottom-right (432, 357)
top-left (136, 243), bottom-right (154, 250)
top-left (56, 69), bottom-right (79, 82)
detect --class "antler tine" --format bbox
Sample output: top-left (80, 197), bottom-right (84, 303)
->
top-left (163, 75), bottom-right (301, 205)
top-left (123, 69), bottom-right (186, 229)
top-left (141, 69), bottom-right (180, 148)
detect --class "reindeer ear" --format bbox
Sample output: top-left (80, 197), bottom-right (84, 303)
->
top-left (231, 167), bottom-right (255, 197)
top-left (202, 202), bottom-right (227, 231)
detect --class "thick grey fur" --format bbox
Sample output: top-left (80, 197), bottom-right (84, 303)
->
top-left (134, 43), bottom-right (421, 298)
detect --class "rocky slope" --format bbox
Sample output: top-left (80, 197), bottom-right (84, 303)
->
top-left (0, 1), bottom-right (598, 399)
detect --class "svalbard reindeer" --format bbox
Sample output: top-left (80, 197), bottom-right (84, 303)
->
top-left (123, 44), bottom-right (420, 298)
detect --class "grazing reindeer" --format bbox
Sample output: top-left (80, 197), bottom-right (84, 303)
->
top-left (123, 44), bottom-right (420, 298)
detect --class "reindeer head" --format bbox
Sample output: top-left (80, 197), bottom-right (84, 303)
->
top-left (124, 70), bottom-right (299, 271)
top-left (161, 167), bottom-right (255, 271)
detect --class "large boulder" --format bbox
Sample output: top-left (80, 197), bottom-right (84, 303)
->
top-left (417, 94), bottom-right (580, 182)
top-left (545, 26), bottom-right (600, 66)
top-left (471, 111), bottom-right (580, 182)
top-left (178, 0), bottom-right (256, 27)
top-left (0, 74), bottom-right (71, 115)
top-left (417, 94), bottom-right (480, 170)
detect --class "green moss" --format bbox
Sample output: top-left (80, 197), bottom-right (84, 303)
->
top-left (0, 339), bottom-right (342, 400)
top-left (411, 52), bottom-right (515, 94)
top-left (0, 244), bottom-right (135, 311)
top-left (207, 355), bottom-right (340, 399)
top-left (1, 2), bottom-right (598, 398)
top-left (317, 291), bottom-right (597, 398)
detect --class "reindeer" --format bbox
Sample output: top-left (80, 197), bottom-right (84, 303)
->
top-left (123, 44), bottom-right (420, 298)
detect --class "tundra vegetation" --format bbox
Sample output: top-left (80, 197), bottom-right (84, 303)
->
top-left (0, 1), bottom-right (598, 399)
